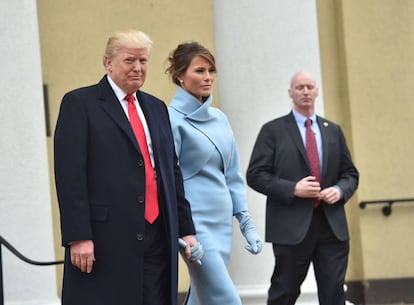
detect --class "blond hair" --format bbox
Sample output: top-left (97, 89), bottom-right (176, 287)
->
top-left (103, 29), bottom-right (153, 65)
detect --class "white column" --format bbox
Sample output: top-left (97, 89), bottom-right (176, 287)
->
top-left (212, 1), bottom-right (323, 304)
top-left (0, 1), bottom-right (60, 304)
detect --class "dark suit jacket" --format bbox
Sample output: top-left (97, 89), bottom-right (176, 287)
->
top-left (54, 76), bottom-right (195, 305)
top-left (246, 112), bottom-right (358, 245)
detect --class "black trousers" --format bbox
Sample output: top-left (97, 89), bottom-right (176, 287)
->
top-left (143, 215), bottom-right (171, 305)
top-left (268, 207), bottom-right (349, 305)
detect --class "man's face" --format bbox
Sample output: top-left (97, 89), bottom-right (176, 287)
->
top-left (104, 47), bottom-right (149, 94)
top-left (288, 72), bottom-right (318, 115)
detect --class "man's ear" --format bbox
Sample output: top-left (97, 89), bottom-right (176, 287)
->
top-left (103, 56), bottom-right (112, 72)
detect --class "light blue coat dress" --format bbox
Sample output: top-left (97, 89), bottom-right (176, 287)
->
top-left (168, 87), bottom-right (247, 305)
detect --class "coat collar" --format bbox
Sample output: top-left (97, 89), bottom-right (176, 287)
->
top-left (287, 111), bottom-right (331, 182)
top-left (169, 86), bottom-right (213, 122)
top-left (96, 76), bottom-right (142, 154)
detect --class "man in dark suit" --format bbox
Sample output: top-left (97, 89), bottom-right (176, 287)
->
top-left (246, 71), bottom-right (359, 305)
top-left (54, 29), bottom-right (198, 305)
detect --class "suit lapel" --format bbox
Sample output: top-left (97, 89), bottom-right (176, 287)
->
top-left (317, 116), bottom-right (330, 180)
top-left (97, 77), bottom-right (142, 153)
top-left (286, 113), bottom-right (308, 164)
top-left (136, 91), bottom-right (160, 161)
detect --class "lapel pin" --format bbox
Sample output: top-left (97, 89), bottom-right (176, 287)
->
top-left (323, 122), bottom-right (328, 127)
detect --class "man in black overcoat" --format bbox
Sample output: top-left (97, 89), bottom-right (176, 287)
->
top-left (54, 29), bottom-right (198, 305)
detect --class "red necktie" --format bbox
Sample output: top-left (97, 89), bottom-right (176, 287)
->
top-left (305, 118), bottom-right (321, 207)
top-left (125, 94), bottom-right (159, 223)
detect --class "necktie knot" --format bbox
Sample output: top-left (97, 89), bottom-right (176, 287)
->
top-left (125, 94), bottom-right (135, 104)
top-left (305, 118), bottom-right (312, 128)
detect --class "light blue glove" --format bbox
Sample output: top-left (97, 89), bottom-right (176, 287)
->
top-left (190, 242), bottom-right (203, 263)
top-left (178, 238), bottom-right (203, 264)
top-left (235, 211), bottom-right (263, 254)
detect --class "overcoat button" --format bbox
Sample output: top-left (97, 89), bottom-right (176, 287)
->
top-left (136, 234), bottom-right (143, 241)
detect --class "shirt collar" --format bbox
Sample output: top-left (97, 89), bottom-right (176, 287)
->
top-left (292, 108), bottom-right (317, 126)
top-left (106, 75), bottom-right (135, 102)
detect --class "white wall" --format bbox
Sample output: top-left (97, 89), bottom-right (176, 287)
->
top-left (212, 1), bottom-right (324, 304)
top-left (0, 1), bottom-right (60, 304)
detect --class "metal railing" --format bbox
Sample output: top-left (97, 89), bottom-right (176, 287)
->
top-left (359, 198), bottom-right (414, 216)
top-left (0, 235), bottom-right (63, 305)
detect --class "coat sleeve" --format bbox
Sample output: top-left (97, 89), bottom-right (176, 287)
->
top-left (246, 122), bottom-right (297, 204)
top-left (225, 136), bottom-right (249, 215)
top-left (332, 125), bottom-right (359, 203)
top-left (173, 152), bottom-right (196, 237)
top-left (164, 106), bottom-right (195, 236)
top-left (54, 91), bottom-right (93, 246)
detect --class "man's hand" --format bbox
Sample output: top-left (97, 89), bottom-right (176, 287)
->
top-left (294, 176), bottom-right (321, 198)
top-left (319, 186), bottom-right (341, 204)
top-left (180, 235), bottom-right (202, 263)
top-left (70, 239), bottom-right (95, 273)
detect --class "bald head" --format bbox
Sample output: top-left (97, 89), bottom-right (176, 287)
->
top-left (289, 71), bottom-right (317, 89)
top-left (288, 71), bottom-right (319, 116)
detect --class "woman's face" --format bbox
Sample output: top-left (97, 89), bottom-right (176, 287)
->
top-left (179, 55), bottom-right (215, 101)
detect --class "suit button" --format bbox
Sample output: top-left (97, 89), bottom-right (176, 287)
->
top-left (136, 234), bottom-right (143, 241)
top-left (138, 196), bottom-right (145, 204)
top-left (138, 159), bottom-right (144, 166)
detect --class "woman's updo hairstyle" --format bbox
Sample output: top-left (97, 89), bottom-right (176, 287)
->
top-left (166, 41), bottom-right (216, 86)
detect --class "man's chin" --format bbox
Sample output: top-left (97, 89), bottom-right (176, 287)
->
top-left (127, 81), bottom-right (144, 91)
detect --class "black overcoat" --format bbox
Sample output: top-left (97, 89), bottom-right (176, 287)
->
top-left (54, 76), bottom-right (195, 305)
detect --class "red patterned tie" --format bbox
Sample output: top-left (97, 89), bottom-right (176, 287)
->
top-left (125, 94), bottom-right (159, 223)
top-left (305, 118), bottom-right (321, 207)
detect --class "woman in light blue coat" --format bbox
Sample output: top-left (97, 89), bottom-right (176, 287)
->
top-left (166, 42), bottom-right (263, 305)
